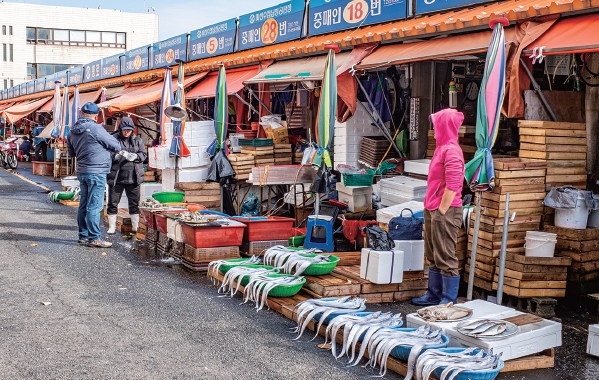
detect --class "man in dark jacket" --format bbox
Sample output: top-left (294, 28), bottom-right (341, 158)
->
top-left (18, 137), bottom-right (33, 160)
top-left (106, 117), bottom-right (147, 234)
top-left (67, 102), bottom-right (121, 248)
top-left (33, 124), bottom-right (47, 161)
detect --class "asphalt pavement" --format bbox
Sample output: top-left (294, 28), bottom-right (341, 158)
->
top-left (1, 165), bottom-right (599, 379)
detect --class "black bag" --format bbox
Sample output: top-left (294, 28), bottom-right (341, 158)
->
top-left (388, 209), bottom-right (423, 241)
top-left (360, 225), bottom-right (395, 251)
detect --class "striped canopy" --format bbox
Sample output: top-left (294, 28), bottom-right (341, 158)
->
top-left (207, 65), bottom-right (229, 156)
top-left (71, 85), bottom-right (81, 127)
top-left (170, 62), bottom-right (191, 157)
top-left (464, 18), bottom-right (508, 192)
top-left (313, 47), bottom-right (338, 168)
top-left (50, 82), bottom-right (62, 139)
top-left (60, 84), bottom-right (70, 139)
top-left (159, 68), bottom-right (174, 145)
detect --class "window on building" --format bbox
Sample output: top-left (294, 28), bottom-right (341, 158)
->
top-left (9, 26), bottom-right (12, 35)
top-left (35, 63), bottom-right (75, 78)
top-left (25, 27), bottom-right (125, 48)
top-left (3, 80), bottom-right (6, 90)
top-left (10, 80), bottom-right (13, 88)
top-left (2, 26), bottom-right (5, 35)
top-left (27, 63), bottom-right (37, 80)
top-left (9, 44), bottom-right (13, 62)
top-left (2, 44), bottom-right (5, 62)
top-left (37, 64), bottom-right (55, 77)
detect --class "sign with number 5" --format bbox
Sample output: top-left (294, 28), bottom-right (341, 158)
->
top-left (237, 0), bottom-right (305, 51)
top-left (310, 0), bottom-right (407, 36)
top-left (190, 18), bottom-right (237, 60)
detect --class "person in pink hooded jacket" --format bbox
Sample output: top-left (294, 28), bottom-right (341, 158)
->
top-left (413, 108), bottom-right (465, 305)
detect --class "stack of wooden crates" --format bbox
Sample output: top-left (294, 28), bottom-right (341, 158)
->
top-left (426, 125), bottom-right (477, 160)
top-left (174, 182), bottom-right (221, 211)
top-left (465, 158), bottom-right (546, 292)
top-left (518, 120), bottom-right (587, 226)
top-left (274, 144), bottom-right (292, 165)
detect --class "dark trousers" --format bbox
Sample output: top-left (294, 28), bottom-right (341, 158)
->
top-left (35, 141), bottom-right (47, 162)
top-left (423, 207), bottom-right (463, 277)
top-left (107, 183), bottom-right (140, 215)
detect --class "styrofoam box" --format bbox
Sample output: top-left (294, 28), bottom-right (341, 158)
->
top-left (377, 201), bottom-right (425, 225)
top-left (407, 300), bottom-right (562, 361)
top-left (164, 123), bottom-right (192, 142)
top-left (381, 193), bottom-right (424, 207)
top-left (188, 136), bottom-right (215, 147)
top-left (360, 248), bottom-right (404, 284)
top-left (335, 152), bottom-right (359, 162)
top-left (166, 218), bottom-right (184, 242)
top-left (588, 324), bottom-right (599, 357)
top-left (379, 176), bottom-right (428, 198)
top-left (333, 144), bottom-right (360, 154)
top-left (334, 135), bottom-right (365, 145)
top-left (337, 183), bottom-right (372, 212)
top-left (404, 159), bottom-right (431, 176)
top-left (140, 183), bottom-right (162, 200)
top-left (394, 240), bottom-right (425, 271)
top-left (180, 146), bottom-right (206, 168)
top-left (148, 146), bottom-right (175, 170)
top-left (178, 167), bottom-right (209, 182)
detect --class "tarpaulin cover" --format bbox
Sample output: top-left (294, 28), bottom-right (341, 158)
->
top-left (524, 13), bottom-right (599, 56)
top-left (543, 186), bottom-right (594, 209)
top-left (0, 102), bottom-right (15, 111)
top-left (105, 72), bottom-right (206, 112)
top-left (244, 54), bottom-right (349, 84)
top-left (336, 43), bottom-right (378, 123)
top-left (187, 66), bottom-right (259, 99)
top-left (360, 225), bottom-right (395, 251)
top-left (1, 97), bottom-right (51, 124)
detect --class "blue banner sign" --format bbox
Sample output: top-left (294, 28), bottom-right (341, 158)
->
top-left (153, 33), bottom-right (188, 67)
top-left (84, 59), bottom-right (102, 83)
top-left (35, 78), bottom-right (46, 93)
top-left (27, 81), bottom-right (35, 94)
top-left (415, 0), bottom-right (487, 14)
top-left (238, 0), bottom-right (305, 51)
top-left (309, 0), bottom-right (406, 35)
top-left (55, 70), bottom-right (69, 88)
top-left (20, 83), bottom-right (28, 96)
top-left (124, 45), bottom-right (151, 74)
top-left (69, 66), bottom-right (84, 86)
top-left (45, 74), bottom-right (57, 91)
top-left (0, 90), bottom-right (4, 100)
top-left (14, 86), bottom-right (20, 97)
top-left (101, 54), bottom-right (123, 80)
top-left (7, 87), bottom-right (13, 98)
top-left (190, 19), bottom-right (237, 60)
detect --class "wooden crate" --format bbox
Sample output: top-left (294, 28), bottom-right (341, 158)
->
top-left (182, 244), bottom-right (240, 264)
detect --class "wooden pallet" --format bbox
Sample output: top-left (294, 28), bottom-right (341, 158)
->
top-left (58, 199), bottom-right (80, 208)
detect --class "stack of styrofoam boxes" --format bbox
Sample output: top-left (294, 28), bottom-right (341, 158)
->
top-left (140, 183), bottom-right (162, 201)
top-left (158, 122), bottom-right (216, 192)
top-left (378, 176), bottom-right (427, 207)
top-left (333, 102), bottom-right (383, 170)
top-left (403, 159), bottom-right (431, 177)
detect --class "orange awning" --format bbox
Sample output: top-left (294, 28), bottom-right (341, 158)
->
top-left (38, 96), bottom-right (61, 112)
top-left (524, 13), bottom-right (599, 56)
top-left (187, 66), bottom-right (259, 99)
top-left (358, 28), bottom-right (517, 69)
top-left (2, 97), bottom-right (51, 123)
top-left (0, 102), bottom-right (15, 111)
top-left (103, 72), bottom-right (207, 112)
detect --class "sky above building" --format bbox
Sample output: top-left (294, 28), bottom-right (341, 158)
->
top-left (8, 0), bottom-right (276, 40)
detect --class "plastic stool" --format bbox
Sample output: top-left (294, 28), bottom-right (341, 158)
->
top-left (304, 214), bottom-right (335, 253)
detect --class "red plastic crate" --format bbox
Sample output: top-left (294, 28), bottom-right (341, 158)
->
top-left (234, 216), bottom-right (296, 241)
top-left (180, 221), bottom-right (246, 248)
top-left (154, 211), bottom-right (187, 234)
top-left (140, 208), bottom-right (158, 230)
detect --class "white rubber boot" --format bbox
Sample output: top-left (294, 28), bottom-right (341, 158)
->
top-left (107, 215), bottom-right (117, 234)
top-left (130, 214), bottom-right (140, 232)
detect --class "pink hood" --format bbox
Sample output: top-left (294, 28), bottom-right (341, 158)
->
top-left (424, 109), bottom-right (465, 211)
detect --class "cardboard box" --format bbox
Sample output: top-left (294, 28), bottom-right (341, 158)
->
top-left (263, 124), bottom-right (289, 144)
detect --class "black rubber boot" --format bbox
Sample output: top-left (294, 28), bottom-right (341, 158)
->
top-left (412, 268), bottom-right (442, 305)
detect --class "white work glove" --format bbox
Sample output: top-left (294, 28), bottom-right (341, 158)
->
top-left (126, 152), bottom-right (138, 162)
top-left (115, 150), bottom-right (124, 160)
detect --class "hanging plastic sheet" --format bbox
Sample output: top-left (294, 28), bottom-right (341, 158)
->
top-left (360, 225), bottom-right (395, 251)
top-left (544, 186), bottom-right (594, 209)
top-left (206, 150), bottom-right (235, 182)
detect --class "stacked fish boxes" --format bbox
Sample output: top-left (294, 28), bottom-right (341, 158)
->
top-left (545, 225), bottom-right (599, 297)
top-left (378, 176), bottom-right (427, 208)
top-left (333, 102), bottom-right (383, 169)
top-left (466, 158), bottom-right (546, 291)
top-left (151, 122), bottom-right (215, 192)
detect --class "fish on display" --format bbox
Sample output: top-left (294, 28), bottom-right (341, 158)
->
top-left (217, 265), bottom-right (278, 296)
top-left (416, 302), bottom-right (472, 322)
top-left (458, 319), bottom-right (509, 338)
top-left (292, 297), bottom-right (367, 340)
top-left (282, 254), bottom-right (332, 276)
top-left (263, 246), bottom-right (323, 268)
top-left (208, 255), bottom-right (262, 284)
top-left (242, 274), bottom-right (304, 311)
top-left (415, 348), bottom-right (503, 380)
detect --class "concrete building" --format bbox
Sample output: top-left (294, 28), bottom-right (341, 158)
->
top-left (0, 1), bottom-right (158, 90)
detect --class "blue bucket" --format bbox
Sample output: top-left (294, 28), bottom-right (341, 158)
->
top-left (431, 348), bottom-right (504, 380)
top-left (388, 328), bottom-right (450, 361)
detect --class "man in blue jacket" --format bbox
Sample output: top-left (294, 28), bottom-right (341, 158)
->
top-left (33, 124), bottom-right (47, 161)
top-left (67, 102), bottom-right (121, 248)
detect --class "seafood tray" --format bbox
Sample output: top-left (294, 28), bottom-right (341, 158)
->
top-left (456, 319), bottom-right (519, 341)
top-left (406, 300), bottom-right (562, 361)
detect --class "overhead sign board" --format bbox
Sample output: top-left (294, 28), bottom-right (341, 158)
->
top-left (190, 19), bottom-right (237, 60)
top-left (55, 70), bottom-right (69, 88)
top-left (415, 0), bottom-right (488, 14)
top-left (35, 78), bottom-right (46, 93)
top-left (309, 0), bottom-right (407, 35)
top-left (124, 44), bottom-right (151, 74)
top-left (69, 66), bottom-right (84, 86)
top-left (153, 33), bottom-right (188, 67)
top-left (20, 83), bottom-right (27, 96)
top-left (237, 0), bottom-right (305, 51)
top-left (84, 59), bottom-right (102, 83)
top-left (101, 54), bottom-right (123, 80)
top-left (27, 81), bottom-right (35, 94)
top-left (45, 74), bottom-right (57, 91)
top-left (7, 87), bottom-right (13, 98)
top-left (14, 86), bottom-right (20, 97)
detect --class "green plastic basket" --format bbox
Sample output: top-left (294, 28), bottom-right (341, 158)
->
top-left (238, 138), bottom-right (274, 147)
top-left (257, 274), bottom-right (305, 297)
top-left (299, 254), bottom-right (340, 276)
top-left (56, 192), bottom-right (75, 200)
top-left (238, 266), bottom-right (279, 286)
top-left (219, 259), bottom-right (257, 274)
top-left (152, 192), bottom-right (185, 203)
top-left (342, 169), bottom-right (375, 186)
top-left (289, 235), bottom-right (306, 247)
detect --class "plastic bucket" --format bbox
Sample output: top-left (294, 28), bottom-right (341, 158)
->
top-left (555, 193), bottom-right (590, 230)
top-left (525, 232), bottom-right (557, 258)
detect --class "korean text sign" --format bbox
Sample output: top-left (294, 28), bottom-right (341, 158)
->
top-left (153, 34), bottom-right (188, 67)
top-left (190, 19), bottom-right (237, 60)
top-left (101, 54), bottom-right (123, 80)
top-left (415, 0), bottom-right (487, 14)
top-left (85, 60), bottom-right (102, 83)
top-left (125, 45), bottom-right (151, 75)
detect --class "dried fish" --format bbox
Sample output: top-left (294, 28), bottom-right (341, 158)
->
top-left (208, 256), bottom-right (262, 285)
top-left (416, 348), bottom-right (502, 380)
top-left (292, 297), bottom-right (366, 340)
top-left (242, 275), bottom-right (304, 311)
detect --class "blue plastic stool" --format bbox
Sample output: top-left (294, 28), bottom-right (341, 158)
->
top-left (304, 215), bottom-right (335, 253)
